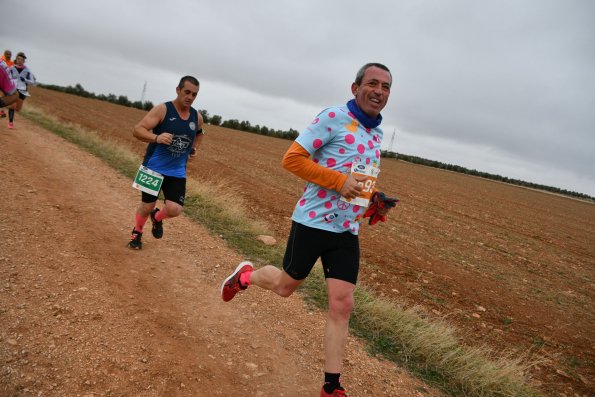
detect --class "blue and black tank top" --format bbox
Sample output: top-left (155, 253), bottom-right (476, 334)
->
top-left (142, 102), bottom-right (199, 177)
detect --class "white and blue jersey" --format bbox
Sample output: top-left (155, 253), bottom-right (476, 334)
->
top-left (292, 104), bottom-right (384, 235)
top-left (9, 65), bottom-right (35, 96)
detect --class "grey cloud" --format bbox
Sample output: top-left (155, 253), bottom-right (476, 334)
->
top-left (3, 0), bottom-right (594, 195)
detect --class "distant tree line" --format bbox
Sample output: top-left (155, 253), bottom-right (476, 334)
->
top-left (198, 110), bottom-right (299, 140)
top-left (38, 83), bottom-right (593, 201)
top-left (382, 150), bottom-right (594, 201)
top-left (39, 83), bottom-right (301, 141)
top-left (38, 83), bottom-right (154, 111)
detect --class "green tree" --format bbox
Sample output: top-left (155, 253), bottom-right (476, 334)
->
top-left (117, 95), bottom-right (131, 107)
top-left (210, 115), bottom-right (222, 126)
top-left (199, 109), bottom-right (209, 123)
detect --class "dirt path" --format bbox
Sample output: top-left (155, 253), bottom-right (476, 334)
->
top-left (0, 119), bottom-right (441, 396)
top-left (24, 87), bottom-right (595, 397)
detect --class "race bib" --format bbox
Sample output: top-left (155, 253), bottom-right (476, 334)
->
top-left (340, 163), bottom-right (380, 207)
top-left (132, 165), bottom-right (164, 196)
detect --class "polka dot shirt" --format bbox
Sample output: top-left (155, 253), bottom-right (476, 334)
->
top-left (292, 105), bottom-right (384, 235)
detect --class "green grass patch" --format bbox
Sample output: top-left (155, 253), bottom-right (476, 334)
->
top-left (22, 106), bottom-right (544, 397)
top-left (183, 193), bottom-right (285, 265)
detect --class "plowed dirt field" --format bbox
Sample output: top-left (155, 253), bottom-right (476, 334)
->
top-left (2, 87), bottom-right (593, 396)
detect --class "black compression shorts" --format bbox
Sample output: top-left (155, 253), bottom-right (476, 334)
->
top-left (282, 221), bottom-right (360, 284)
top-left (141, 175), bottom-right (186, 206)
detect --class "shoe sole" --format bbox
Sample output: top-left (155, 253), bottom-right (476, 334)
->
top-left (220, 261), bottom-right (253, 298)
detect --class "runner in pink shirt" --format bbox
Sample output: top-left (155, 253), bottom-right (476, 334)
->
top-left (0, 59), bottom-right (18, 109)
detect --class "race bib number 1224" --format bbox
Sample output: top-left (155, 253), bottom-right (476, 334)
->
top-left (132, 165), bottom-right (164, 196)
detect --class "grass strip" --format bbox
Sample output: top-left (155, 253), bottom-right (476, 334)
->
top-left (22, 107), bottom-right (543, 397)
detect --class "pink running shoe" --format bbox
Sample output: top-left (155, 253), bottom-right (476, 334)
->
top-left (8, 122), bottom-right (14, 129)
top-left (220, 261), bottom-right (253, 302)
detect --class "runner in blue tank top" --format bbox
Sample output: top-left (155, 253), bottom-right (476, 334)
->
top-left (128, 76), bottom-right (205, 250)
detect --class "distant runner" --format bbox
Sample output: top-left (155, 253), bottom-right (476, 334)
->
top-left (1, 49), bottom-right (14, 67)
top-left (220, 63), bottom-right (396, 397)
top-left (0, 50), bottom-right (15, 118)
top-left (127, 76), bottom-right (205, 250)
top-left (0, 59), bottom-right (17, 111)
top-left (7, 52), bottom-right (36, 129)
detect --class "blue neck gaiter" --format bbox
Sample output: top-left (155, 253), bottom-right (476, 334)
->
top-left (346, 99), bottom-right (383, 129)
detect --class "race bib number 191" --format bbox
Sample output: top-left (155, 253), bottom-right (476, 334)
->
top-left (132, 165), bottom-right (164, 196)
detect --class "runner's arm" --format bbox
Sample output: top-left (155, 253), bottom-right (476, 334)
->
top-left (190, 112), bottom-right (205, 157)
top-left (0, 91), bottom-right (18, 108)
top-left (282, 142), bottom-right (363, 198)
top-left (133, 103), bottom-right (167, 143)
top-left (282, 141), bottom-right (353, 192)
top-left (23, 70), bottom-right (36, 85)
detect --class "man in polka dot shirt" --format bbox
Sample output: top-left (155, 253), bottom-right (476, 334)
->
top-left (221, 63), bottom-right (394, 397)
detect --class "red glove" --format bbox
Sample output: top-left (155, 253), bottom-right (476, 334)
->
top-left (363, 191), bottom-right (399, 225)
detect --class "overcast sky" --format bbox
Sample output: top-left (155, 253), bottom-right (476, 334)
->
top-left (3, 0), bottom-right (594, 197)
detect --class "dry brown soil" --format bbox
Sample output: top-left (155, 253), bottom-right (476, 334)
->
top-left (3, 87), bottom-right (594, 396)
top-left (0, 101), bottom-right (442, 396)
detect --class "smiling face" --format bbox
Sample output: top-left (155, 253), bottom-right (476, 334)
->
top-left (351, 66), bottom-right (392, 118)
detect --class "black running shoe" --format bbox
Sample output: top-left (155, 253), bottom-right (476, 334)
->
top-left (150, 208), bottom-right (163, 239)
top-left (128, 228), bottom-right (142, 250)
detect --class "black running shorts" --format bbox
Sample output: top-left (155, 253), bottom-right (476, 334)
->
top-left (141, 176), bottom-right (186, 206)
top-left (282, 221), bottom-right (360, 285)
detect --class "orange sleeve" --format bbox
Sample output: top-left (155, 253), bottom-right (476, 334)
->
top-left (282, 141), bottom-right (348, 192)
